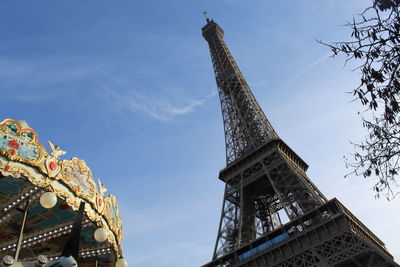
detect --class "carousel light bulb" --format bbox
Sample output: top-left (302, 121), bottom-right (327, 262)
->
top-left (37, 255), bottom-right (49, 265)
top-left (94, 227), bottom-right (108, 242)
top-left (116, 258), bottom-right (127, 267)
top-left (39, 192), bottom-right (57, 209)
top-left (2, 255), bottom-right (14, 266)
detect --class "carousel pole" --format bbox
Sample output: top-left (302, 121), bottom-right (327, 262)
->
top-left (14, 198), bottom-right (30, 261)
top-left (61, 201), bottom-right (85, 261)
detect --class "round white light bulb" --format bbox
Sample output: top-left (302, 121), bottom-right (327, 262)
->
top-left (116, 258), bottom-right (127, 267)
top-left (2, 255), bottom-right (14, 266)
top-left (94, 227), bottom-right (108, 242)
top-left (39, 192), bottom-right (57, 209)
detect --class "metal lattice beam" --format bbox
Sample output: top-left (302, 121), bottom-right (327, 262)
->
top-left (203, 20), bottom-right (277, 165)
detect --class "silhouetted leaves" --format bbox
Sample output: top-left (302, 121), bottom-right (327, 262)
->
top-left (320, 0), bottom-right (400, 199)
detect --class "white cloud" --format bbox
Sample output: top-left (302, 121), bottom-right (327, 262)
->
top-left (0, 56), bottom-right (207, 121)
top-left (101, 84), bottom-right (206, 121)
top-left (165, 100), bottom-right (204, 115)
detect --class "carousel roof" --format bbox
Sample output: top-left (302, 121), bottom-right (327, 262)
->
top-left (0, 119), bottom-right (123, 266)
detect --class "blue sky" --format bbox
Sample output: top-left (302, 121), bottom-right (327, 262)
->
top-left (1, 0), bottom-right (400, 266)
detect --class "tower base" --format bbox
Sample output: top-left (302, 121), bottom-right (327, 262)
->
top-left (202, 199), bottom-right (398, 267)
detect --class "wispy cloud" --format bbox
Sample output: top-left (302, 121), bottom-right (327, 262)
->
top-left (101, 82), bottom-right (206, 121)
top-left (0, 56), bottom-right (208, 121)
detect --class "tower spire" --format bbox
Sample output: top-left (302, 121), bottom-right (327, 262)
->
top-left (203, 11), bottom-right (210, 23)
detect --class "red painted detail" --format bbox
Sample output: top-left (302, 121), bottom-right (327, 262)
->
top-left (8, 140), bottom-right (19, 149)
top-left (5, 165), bottom-right (11, 171)
top-left (77, 186), bottom-right (81, 192)
top-left (98, 198), bottom-right (103, 206)
top-left (59, 204), bottom-right (69, 210)
top-left (11, 150), bottom-right (16, 155)
top-left (49, 161), bottom-right (57, 171)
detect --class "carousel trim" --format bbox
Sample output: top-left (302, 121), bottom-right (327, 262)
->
top-left (0, 119), bottom-right (123, 257)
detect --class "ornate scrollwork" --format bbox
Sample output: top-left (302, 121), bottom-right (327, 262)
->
top-left (0, 119), bottom-right (47, 172)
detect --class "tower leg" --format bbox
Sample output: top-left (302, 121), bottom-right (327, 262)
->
top-left (238, 187), bottom-right (256, 247)
top-left (213, 185), bottom-right (240, 259)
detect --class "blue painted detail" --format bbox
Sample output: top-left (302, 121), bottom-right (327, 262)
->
top-left (25, 132), bottom-right (33, 139)
top-left (8, 123), bottom-right (17, 133)
top-left (0, 137), bottom-right (10, 148)
top-left (0, 176), bottom-right (25, 195)
top-left (238, 232), bottom-right (289, 262)
top-left (0, 134), bottom-right (39, 161)
top-left (18, 144), bottom-right (39, 160)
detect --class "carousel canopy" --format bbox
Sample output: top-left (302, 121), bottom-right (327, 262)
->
top-left (0, 119), bottom-right (123, 266)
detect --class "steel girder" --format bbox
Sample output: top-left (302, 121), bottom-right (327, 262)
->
top-left (202, 199), bottom-right (397, 267)
top-left (203, 21), bottom-right (277, 165)
top-left (211, 143), bottom-right (327, 259)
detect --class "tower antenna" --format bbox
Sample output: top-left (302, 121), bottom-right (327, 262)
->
top-left (203, 11), bottom-right (210, 23)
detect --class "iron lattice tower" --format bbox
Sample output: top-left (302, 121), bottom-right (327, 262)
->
top-left (202, 18), bottom-right (398, 267)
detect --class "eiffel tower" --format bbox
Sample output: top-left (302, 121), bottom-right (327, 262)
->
top-left (201, 17), bottom-right (399, 267)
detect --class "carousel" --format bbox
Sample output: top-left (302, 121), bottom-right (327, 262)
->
top-left (0, 119), bottom-right (126, 267)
